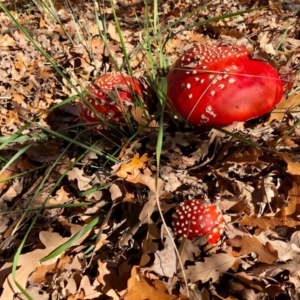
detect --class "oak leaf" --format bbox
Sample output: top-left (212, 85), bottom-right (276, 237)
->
top-left (116, 153), bottom-right (148, 178)
top-left (278, 153), bottom-right (300, 176)
top-left (182, 253), bottom-right (236, 283)
top-left (267, 92), bottom-right (300, 124)
top-left (124, 266), bottom-right (178, 300)
top-left (227, 236), bottom-right (278, 264)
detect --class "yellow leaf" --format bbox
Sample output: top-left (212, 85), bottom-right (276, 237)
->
top-left (116, 154), bottom-right (148, 178)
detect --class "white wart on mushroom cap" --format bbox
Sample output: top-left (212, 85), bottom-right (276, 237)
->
top-left (167, 42), bottom-right (283, 126)
top-left (172, 199), bottom-right (225, 244)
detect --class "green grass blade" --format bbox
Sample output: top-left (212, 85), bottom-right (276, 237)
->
top-left (40, 216), bottom-right (100, 262)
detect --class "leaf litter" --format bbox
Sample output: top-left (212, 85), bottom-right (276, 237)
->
top-left (1, 0), bottom-right (300, 299)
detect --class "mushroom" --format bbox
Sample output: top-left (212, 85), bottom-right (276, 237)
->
top-left (172, 199), bottom-right (225, 244)
top-left (167, 42), bottom-right (283, 126)
top-left (79, 73), bottom-right (143, 131)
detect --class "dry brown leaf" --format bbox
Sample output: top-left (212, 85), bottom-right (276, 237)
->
top-left (67, 290), bottom-right (85, 300)
top-left (239, 215), bottom-right (300, 231)
top-left (131, 106), bottom-right (158, 130)
top-left (139, 174), bottom-right (165, 195)
top-left (30, 254), bottom-right (71, 284)
top-left (234, 272), bottom-right (265, 292)
top-left (0, 164), bottom-right (16, 190)
top-left (182, 253), bottom-right (236, 283)
top-left (267, 92), bottom-right (300, 123)
top-left (291, 230), bottom-right (300, 246)
top-left (94, 233), bottom-right (109, 252)
top-left (278, 153), bottom-right (300, 176)
top-left (107, 23), bottom-right (120, 42)
top-left (0, 158), bottom-right (34, 191)
top-left (166, 38), bottom-right (182, 54)
top-left (109, 183), bottom-right (123, 200)
top-left (0, 34), bottom-right (15, 47)
top-left (67, 167), bottom-right (93, 191)
top-left (149, 234), bottom-right (176, 277)
top-left (22, 286), bottom-right (49, 300)
top-left (277, 176), bottom-right (300, 216)
top-left (0, 225), bottom-right (88, 299)
top-left (124, 266), bottom-right (177, 300)
top-left (97, 261), bottom-right (112, 288)
top-left (48, 185), bottom-right (70, 205)
top-left (227, 236), bottom-right (278, 264)
top-left (267, 239), bottom-right (300, 262)
top-left (78, 276), bottom-right (102, 299)
top-left (140, 224), bottom-right (160, 267)
top-left (227, 146), bottom-right (262, 164)
top-left (97, 261), bottom-right (127, 296)
top-left (139, 195), bottom-right (157, 223)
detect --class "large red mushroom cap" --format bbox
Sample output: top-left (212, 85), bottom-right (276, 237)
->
top-left (167, 42), bottom-right (283, 126)
top-left (79, 73), bottom-right (143, 132)
top-left (172, 199), bottom-right (225, 244)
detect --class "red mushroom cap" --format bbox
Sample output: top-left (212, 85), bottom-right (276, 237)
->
top-left (172, 199), bottom-right (224, 244)
top-left (79, 73), bottom-right (143, 131)
top-left (167, 42), bottom-right (283, 126)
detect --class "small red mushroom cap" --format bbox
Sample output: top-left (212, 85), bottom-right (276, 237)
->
top-left (167, 42), bottom-right (283, 126)
top-left (172, 199), bottom-right (224, 244)
top-left (79, 73), bottom-right (143, 131)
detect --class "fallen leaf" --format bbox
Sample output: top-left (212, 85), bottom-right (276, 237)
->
top-left (109, 183), bottom-right (123, 200)
top-left (116, 153), bottom-right (149, 178)
top-left (30, 254), bottom-right (71, 284)
top-left (145, 231), bottom-right (176, 277)
top-left (239, 215), bottom-right (300, 232)
top-left (182, 253), bottom-right (236, 283)
top-left (267, 92), bottom-right (300, 123)
top-left (1, 225), bottom-right (87, 299)
top-left (107, 23), bottom-right (120, 42)
top-left (0, 34), bottom-right (15, 47)
top-left (124, 266), bottom-right (178, 300)
top-left (227, 236), bottom-right (278, 264)
top-left (276, 176), bottom-right (300, 217)
top-left (278, 153), bottom-right (300, 176)
top-left (67, 167), bottom-right (93, 191)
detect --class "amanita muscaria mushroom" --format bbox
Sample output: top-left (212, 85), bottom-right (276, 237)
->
top-left (172, 199), bottom-right (225, 244)
top-left (79, 73), bottom-right (143, 131)
top-left (167, 42), bottom-right (283, 126)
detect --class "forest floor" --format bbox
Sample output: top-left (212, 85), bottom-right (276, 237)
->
top-left (1, 0), bottom-right (300, 299)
